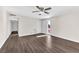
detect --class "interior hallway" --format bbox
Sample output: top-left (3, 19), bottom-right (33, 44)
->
top-left (1, 33), bottom-right (79, 53)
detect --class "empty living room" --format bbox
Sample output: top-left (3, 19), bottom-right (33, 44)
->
top-left (0, 6), bottom-right (79, 53)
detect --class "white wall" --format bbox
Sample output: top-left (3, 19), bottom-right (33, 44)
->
top-left (0, 7), bottom-right (5, 48)
top-left (18, 16), bottom-right (41, 36)
top-left (41, 20), bottom-right (48, 34)
top-left (51, 13), bottom-right (79, 43)
top-left (0, 7), bottom-right (11, 48)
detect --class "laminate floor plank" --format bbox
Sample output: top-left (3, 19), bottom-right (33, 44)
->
top-left (0, 33), bottom-right (79, 53)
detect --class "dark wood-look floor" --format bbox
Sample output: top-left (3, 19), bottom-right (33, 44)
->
top-left (1, 33), bottom-right (79, 53)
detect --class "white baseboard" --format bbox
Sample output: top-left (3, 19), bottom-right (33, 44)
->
top-left (19, 32), bottom-right (42, 37)
top-left (52, 34), bottom-right (79, 43)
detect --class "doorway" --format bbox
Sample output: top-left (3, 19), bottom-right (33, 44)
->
top-left (37, 19), bottom-right (51, 38)
top-left (10, 20), bottom-right (18, 34)
top-left (41, 19), bottom-right (51, 34)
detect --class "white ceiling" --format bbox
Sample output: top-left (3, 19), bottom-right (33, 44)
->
top-left (5, 6), bottom-right (79, 19)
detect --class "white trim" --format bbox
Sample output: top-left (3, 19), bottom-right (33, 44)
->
top-left (52, 34), bottom-right (79, 43)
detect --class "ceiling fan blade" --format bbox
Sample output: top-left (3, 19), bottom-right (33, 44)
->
top-left (36, 6), bottom-right (41, 10)
top-left (44, 12), bottom-right (49, 14)
top-left (39, 14), bottom-right (41, 15)
top-left (10, 14), bottom-right (16, 16)
top-left (45, 7), bottom-right (51, 10)
top-left (36, 6), bottom-right (44, 11)
top-left (32, 11), bottom-right (40, 13)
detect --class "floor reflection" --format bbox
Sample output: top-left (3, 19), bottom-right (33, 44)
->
top-left (46, 35), bottom-right (52, 48)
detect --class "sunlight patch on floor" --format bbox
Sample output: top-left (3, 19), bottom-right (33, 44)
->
top-left (36, 35), bottom-right (47, 37)
top-left (46, 35), bottom-right (52, 48)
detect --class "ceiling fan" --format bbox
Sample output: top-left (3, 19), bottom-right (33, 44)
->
top-left (32, 6), bottom-right (52, 15)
